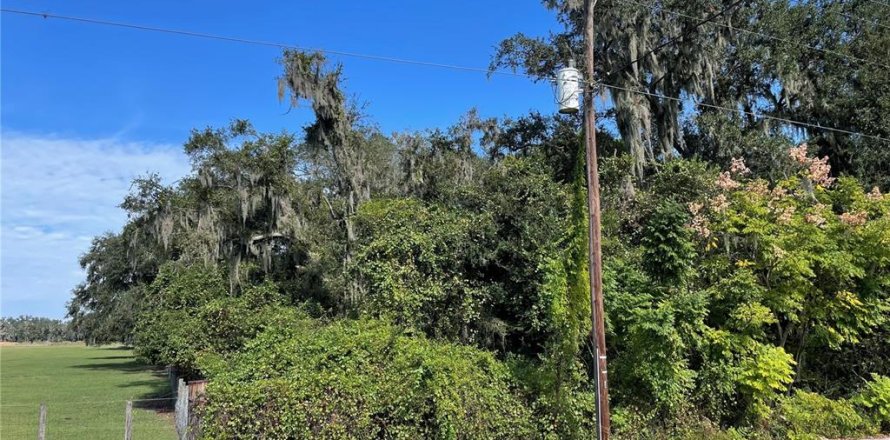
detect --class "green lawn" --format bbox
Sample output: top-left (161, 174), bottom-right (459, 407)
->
top-left (0, 343), bottom-right (177, 440)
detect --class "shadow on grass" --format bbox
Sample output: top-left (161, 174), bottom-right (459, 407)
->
top-left (94, 345), bottom-right (134, 351)
top-left (93, 355), bottom-right (133, 360)
top-left (70, 360), bottom-right (148, 373)
top-left (68, 352), bottom-right (175, 413)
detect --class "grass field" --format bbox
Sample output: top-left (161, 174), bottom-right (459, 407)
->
top-left (0, 343), bottom-right (177, 439)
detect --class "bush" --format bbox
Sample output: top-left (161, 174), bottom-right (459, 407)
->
top-left (200, 319), bottom-right (536, 439)
top-left (353, 198), bottom-right (489, 340)
top-left (611, 405), bottom-right (755, 440)
top-left (771, 390), bottom-right (876, 439)
top-left (853, 373), bottom-right (890, 430)
top-left (134, 263), bottom-right (305, 378)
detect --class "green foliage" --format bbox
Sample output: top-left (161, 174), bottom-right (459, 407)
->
top-left (854, 373), bottom-right (890, 430)
top-left (354, 198), bottom-right (488, 340)
top-left (354, 148), bottom-right (596, 438)
top-left (690, 152), bottom-right (890, 413)
top-left (67, 229), bottom-right (158, 344)
top-left (610, 291), bottom-right (704, 414)
top-left (200, 319), bottom-right (536, 439)
top-left (134, 263), bottom-right (304, 378)
top-left (508, 356), bottom-right (597, 439)
top-left (469, 156), bottom-right (575, 353)
top-left (529, 139), bottom-right (595, 438)
top-left (598, 150), bottom-right (889, 428)
top-left (772, 391), bottom-right (875, 439)
top-left (738, 346), bottom-right (795, 418)
top-left (641, 200), bottom-right (695, 283)
top-left (354, 156), bottom-right (582, 357)
top-left (67, 40), bottom-right (890, 438)
top-left (644, 160), bottom-right (719, 206)
top-left (612, 406), bottom-right (755, 440)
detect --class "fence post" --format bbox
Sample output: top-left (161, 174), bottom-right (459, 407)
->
top-left (175, 378), bottom-right (188, 440)
top-left (124, 400), bottom-right (133, 440)
top-left (37, 403), bottom-right (47, 440)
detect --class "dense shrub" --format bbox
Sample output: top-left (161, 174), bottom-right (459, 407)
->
top-left (353, 157), bottom-right (577, 357)
top-left (352, 156), bottom-right (598, 439)
top-left (612, 406), bottom-right (753, 440)
top-left (353, 198), bottom-right (491, 340)
top-left (854, 374), bottom-right (890, 431)
top-left (70, 110), bottom-right (890, 438)
top-left (134, 263), bottom-right (305, 378)
top-left (199, 319), bottom-right (536, 439)
top-left (770, 390), bottom-right (876, 439)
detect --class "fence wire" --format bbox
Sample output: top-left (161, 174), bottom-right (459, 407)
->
top-left (0, 398), bottom-right (178, 440)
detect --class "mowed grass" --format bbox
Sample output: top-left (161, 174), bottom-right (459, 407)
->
top-left (0, 343), bottom-right (177, 440)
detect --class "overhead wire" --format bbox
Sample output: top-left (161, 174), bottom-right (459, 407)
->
top-left (597, 82), bottom-right (890, 142)
top-left (2, 6), bottom-right (888, 143)
top-left (0, 8), bottom-right (543, 81)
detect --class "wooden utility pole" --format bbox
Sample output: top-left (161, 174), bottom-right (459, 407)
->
top-left (583, 0), bottom-right (611, 438)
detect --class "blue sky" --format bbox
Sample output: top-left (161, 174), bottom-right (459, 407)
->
top-left (1, 1), bottom-right (562, 318)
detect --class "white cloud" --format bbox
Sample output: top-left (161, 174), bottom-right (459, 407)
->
top-left (0, 132), bottom-right (190, 318)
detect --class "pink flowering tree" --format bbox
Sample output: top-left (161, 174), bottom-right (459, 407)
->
top-left (687, 147), bottom-right (890, 417)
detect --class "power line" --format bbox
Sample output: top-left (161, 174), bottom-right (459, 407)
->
top-left (2, 7), bottom-right (887, 143)
top-left (602, 0), bottom-right (887, 142)
top-left (618, 0), bottom-right (890, 70)
top-left (0, 8), bottom-right (540, 81)
top-left (5, 5), bottom-right (884, 77)
top-left (599, 81), bottom-right (890, 143)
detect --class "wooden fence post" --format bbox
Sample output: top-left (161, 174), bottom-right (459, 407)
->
top-left (124, 400), bottom-right (133, 440)
top-left (175, 378), bottom-right (188, 440)
top-left (37, 403), bottom-right (47, 440)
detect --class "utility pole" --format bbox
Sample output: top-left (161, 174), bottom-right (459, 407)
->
top-left (583, 0), bottom-right (610, 438)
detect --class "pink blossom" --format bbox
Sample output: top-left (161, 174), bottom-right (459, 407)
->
top-left (716, 171), bottom-right (740, 191)
top-left (840, 211), bottom-right (867, 227)
top-left (777, 206), bottom-right (795, 225)
top-left (770, 186), bottom-right (788, 199)
top-left (789, 144), bottom-right (809, 164)
top-left (746, 180), bottom-right (769, 197)
top-left (768, 186), bottom-right (788, 209)
top-left (805, 212), bottom-right (826, 227)
top-left (730, 157), bottom-right (751, 175)
top-left (808, 156), bottom-right (835, 187)
top-left (689, 214), bottom-right (711, 238)
top-left (710, 194), bottom-right (729, 213)
top-left (687, 202), bottom-right (710, 237)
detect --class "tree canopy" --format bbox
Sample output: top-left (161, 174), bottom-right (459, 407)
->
top-left (66, 1), bottom-right (890, 437)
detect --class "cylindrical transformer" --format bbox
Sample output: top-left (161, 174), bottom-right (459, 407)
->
top-left (556, 62), bottom-right (581, 114)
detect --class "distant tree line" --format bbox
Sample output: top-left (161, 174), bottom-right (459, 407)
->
top-left (0, 316), bottom-right (80, 343)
